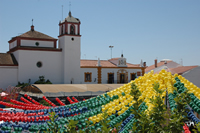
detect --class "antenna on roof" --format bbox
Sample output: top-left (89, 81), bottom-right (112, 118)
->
top-left (31, 19), bottom-right (34, 31)
top-left (68, 1), bottom-right (72, 17)
top-left (62, 5), bottom-right (63, 21)
top-left (180, 58), bottom-right (183, 66)
top-left (32, 19), bottom-right (33, 26)
top-left (69, 1), bottom-right (71, 11)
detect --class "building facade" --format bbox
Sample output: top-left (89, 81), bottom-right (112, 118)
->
top-left (0, 11), bottom-right (145, 89)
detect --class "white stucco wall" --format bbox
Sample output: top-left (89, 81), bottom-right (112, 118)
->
top-left (75, 25), bottom-right (78, 35)
top-left (59, 35), bottom-right (81, 84)
top-left (126, 69), bottom-right (142, 80)
top-left (9, 40), bottom-right (17, 50)
top-left (101, 68), bottom-right (117, 84)
top-left (101, 68), bottom-right (142, 83)
top-left (63, 24), bottom-right (65, 34)
top-left (80, 68), bottom-right (142, 84)
top-left (21, 40), bottom-right (54, 48)
top-left (12, 51), bottom-right (19, 63)
top-left (80, 68), bottom-right (97, 84)
top-left (59, 26), bottom-right (62, 35)
top-left (16, 50), bottom-right (63, 84)
top-left (0, 66), bottom-right (18, 89)
top-left (67, 24), bottom-right (78, 35)
top-left (68, 24), bottom-right (70, 34)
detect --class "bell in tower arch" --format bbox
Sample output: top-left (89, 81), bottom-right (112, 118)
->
top-left (70, 25), bottom-right (75, 35)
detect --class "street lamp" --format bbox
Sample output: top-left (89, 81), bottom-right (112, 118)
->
top-left (109, 45), bottom-right (114, 59)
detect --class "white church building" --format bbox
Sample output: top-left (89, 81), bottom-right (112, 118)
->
top-left (0, 11), bottom-right (145, 89)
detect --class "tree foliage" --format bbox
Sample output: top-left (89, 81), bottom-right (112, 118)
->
top-left (34, 76), bottom-right (52, 84)
top-left (39, 99), bottom-right (51, 106)
top-left (43, 82), bottom-right (194, 133)
top-left (16, 82), bottom-right (29, 88)
top-left (130, 82), bottom-right (191, 133)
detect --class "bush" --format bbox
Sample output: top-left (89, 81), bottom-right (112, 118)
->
top-left (34, 76), bottom-right (52, 84)
top-left (39, 99), bottom-right (51, 106)
top-left (16, 82), bottom-right (29, 88)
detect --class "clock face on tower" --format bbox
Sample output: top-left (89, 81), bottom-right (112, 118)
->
top-left (120, 60), bottom-right (124, 65)
top-left (119, 59), bottom-right (126, 65)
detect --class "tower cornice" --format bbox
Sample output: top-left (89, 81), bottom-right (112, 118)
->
top-left (58, 34), bottom-right (81, 38)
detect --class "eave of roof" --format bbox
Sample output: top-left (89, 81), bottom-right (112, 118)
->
top-left (80, 59), bottom-right (141, 68)
top-left (167, 66), bottom-right (198, 75)
top-left (0, 53), bottom-right (18, 66)
top-left (8, 30), bottom-right (57, 43)
top-left (7, 46), bottom-right (62, 53)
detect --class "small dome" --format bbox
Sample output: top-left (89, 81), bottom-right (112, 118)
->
top-left (61, 11), bottom-right (80, 23)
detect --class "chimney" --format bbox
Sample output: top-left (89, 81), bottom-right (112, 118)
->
top-left (140, 59), bottom-right (143, 67)
top-left (97, 58), bottom-right (101, 67)
top-left (155, 59), bottom-right (157, 68)
top-left (143, 62), bottom-right (146, 67)
top-left (31, 25), bottom-right (34, 31)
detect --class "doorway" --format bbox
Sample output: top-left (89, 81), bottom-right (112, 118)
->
top-left (131, 73), bottom-right (136, 80)
top-left (120, 73), bottom-right (125, 83)
top-left (108, 73), bottom-right (114, 84)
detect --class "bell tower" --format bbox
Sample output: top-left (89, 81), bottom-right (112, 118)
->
top-left (58, 11), bottom-right (81, 84)
top-left (58, 11), bottom-right (80, 36)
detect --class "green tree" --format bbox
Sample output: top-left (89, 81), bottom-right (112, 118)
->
top-left (34, 76), bottom-right (52, 84)
top-left (148, 83), bottom-right (168, 132)
top-left (16, 82), bottom-right (29, 88)
top-left (46, 112), bottom-right (59, 133)
top-left (167, 88), bottom-right (191, 133)
top-left (39, 99), bottom-right (51, 106)
top-left (43, 82), bottom-right (192, 133)
top-left (130, 82), bottom-right (191, 133)
top-left (130, 82), bottom-right (154, 132)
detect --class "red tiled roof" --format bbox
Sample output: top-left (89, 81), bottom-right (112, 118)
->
top-left (109, 58), bottom-right (120, 60)
top-left (80, 60), bottom-right (97, 67)
top-left (167, 66), bottom-right (198, 75)
top-left (80, 60), bottom-right (116, 67)
top-left (108, 58), bottom-right (119, 66)
top-left (80, 59), bottom-right (140, 68)
top-left (145, 61), bottom-right (172, 72)
top-left (127, 63), bottom-right (140, 67)
top-left (100, 60), bottom-right (117, 67)
top-left (9, 28), bottom-right (57, 43)
top-left (0, 53), bottom-right (18, 65)
top-left (18, 30), bottom-right (57, 40)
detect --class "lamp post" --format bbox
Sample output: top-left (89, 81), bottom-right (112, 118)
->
top-left (109, 45), bottom-right (114, 59)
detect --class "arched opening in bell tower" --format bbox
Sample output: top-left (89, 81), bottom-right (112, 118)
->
top-left (70, 25), bottom-right (75, 35)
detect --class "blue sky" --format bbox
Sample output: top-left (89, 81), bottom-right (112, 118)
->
top-left (0, 0), bottom-right (199, 66)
